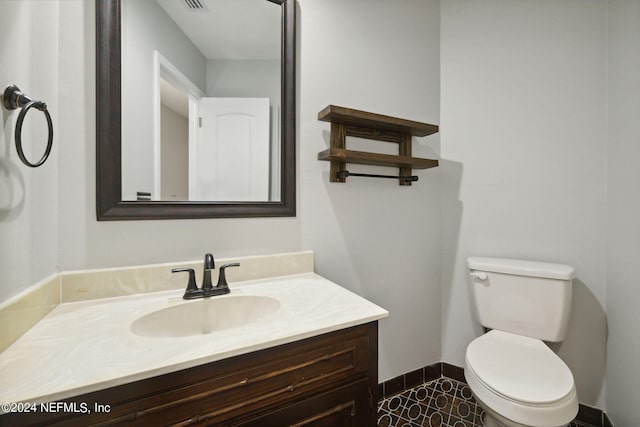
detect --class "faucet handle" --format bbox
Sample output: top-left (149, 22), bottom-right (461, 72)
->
top-left (172, 268), bottom-right (201, 299)
top-left (216, 263), bottom-right (240, 289)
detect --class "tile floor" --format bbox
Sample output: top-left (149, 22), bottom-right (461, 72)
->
top-left (377, 377), bottom-right (599, 427)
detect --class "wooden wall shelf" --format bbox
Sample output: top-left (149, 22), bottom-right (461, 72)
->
top-left (318, 105), bottom-right (439, 137)
top-left (317, 148), bottom-right (438, 169)
top-left (317, 105), bottom-right (439, 185)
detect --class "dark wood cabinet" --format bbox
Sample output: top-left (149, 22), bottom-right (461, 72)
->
top-left (0, 323), bottom-right (378, 427)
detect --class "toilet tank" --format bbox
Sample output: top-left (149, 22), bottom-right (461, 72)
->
top-left (467, 257), bottom-right (575, 342)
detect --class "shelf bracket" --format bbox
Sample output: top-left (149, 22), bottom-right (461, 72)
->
top-left (330, 123), bottom-right (347, 183)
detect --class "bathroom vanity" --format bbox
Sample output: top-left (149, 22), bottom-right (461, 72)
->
top-left (2, 323), bottom-right (377, 426)
top-left (0, 257), bottom-right (387, 427)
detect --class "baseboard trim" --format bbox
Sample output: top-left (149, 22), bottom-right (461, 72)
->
top-left (379, 362), bottom-right (614, 427)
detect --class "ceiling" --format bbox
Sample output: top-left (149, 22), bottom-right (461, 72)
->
top-left (155, 0), bottom-right (282, 60)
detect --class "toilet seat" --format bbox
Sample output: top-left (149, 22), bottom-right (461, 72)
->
top-left (465, 330), bottom-right (578, 426)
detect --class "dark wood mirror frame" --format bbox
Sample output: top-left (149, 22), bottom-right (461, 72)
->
top-left (96, 0), bottom-right (296, 220)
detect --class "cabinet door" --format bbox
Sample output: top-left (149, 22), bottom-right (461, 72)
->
top-left (233, 379), bottom-right (373, 427)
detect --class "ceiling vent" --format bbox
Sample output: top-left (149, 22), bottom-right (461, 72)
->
top-left (182, 0), bottom-right (208, 11)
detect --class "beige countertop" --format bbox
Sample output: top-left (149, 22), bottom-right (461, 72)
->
top-left (0, 272), bottom-right (388, 408)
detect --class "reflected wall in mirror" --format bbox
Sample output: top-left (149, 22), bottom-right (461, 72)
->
top-left (96, 0), bottom-right (295, 219)
top-left (122, 0), bottom-right (280, 202)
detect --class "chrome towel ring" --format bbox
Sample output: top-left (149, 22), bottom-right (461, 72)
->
top-left (2, 84), bottom-right (54, 168)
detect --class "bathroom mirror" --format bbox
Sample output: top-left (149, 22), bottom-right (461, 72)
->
top-left (96, 0), bottom-right (295, 220)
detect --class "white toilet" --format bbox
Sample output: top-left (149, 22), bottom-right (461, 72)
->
top-left (465, 257), bottom-right (579, 427)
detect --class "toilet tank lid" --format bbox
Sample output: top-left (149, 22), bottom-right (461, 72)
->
top-left (467, 257), bottom-right (575, 280)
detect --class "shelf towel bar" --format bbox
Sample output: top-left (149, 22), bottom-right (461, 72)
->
top-left (336, 170), bottom-right (418, 182)
top-left (1, 84), bottom-right (54, 168)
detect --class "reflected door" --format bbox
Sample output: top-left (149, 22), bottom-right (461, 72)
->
top-left (193, 98), bottom-right (270, 201)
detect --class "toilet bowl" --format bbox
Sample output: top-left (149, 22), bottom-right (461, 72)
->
top-left (465, 257), bottom-right (580, 427)
top-left (465, 330), bottom-right (578, 427)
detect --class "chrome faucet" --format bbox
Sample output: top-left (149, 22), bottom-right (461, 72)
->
top-left (172, 253), bottom-right (240, 300)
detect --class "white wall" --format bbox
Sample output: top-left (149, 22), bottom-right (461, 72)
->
top-left (606, 1), bottom-right (640, 424)
top-left (1, 0), bottom-right (443, 387)
top-left (55, 0), bottom-right (443, 384)
top-left (298, 0), bottom-right (442, 382)
top-left (9, 1), bottom-right (640, 417)
top-left (160, 105), bottom-right (188, 200)
top-left (121, 0), bottom-right (206, 200)
top-left (56, 0), bottom-right (301, 273)
top-left (0, 0), bottom-right (60, 302)
top-left (440, 0), bottom-right (608, 408)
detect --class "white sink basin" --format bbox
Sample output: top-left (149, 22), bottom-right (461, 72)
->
top-left (130, 295), bottom-right (281, 338)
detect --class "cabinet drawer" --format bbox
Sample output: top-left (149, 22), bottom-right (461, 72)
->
top-left (119, 332), bottom-right (371, 425)
top-left (231, 378), bottom-right (372, 427)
